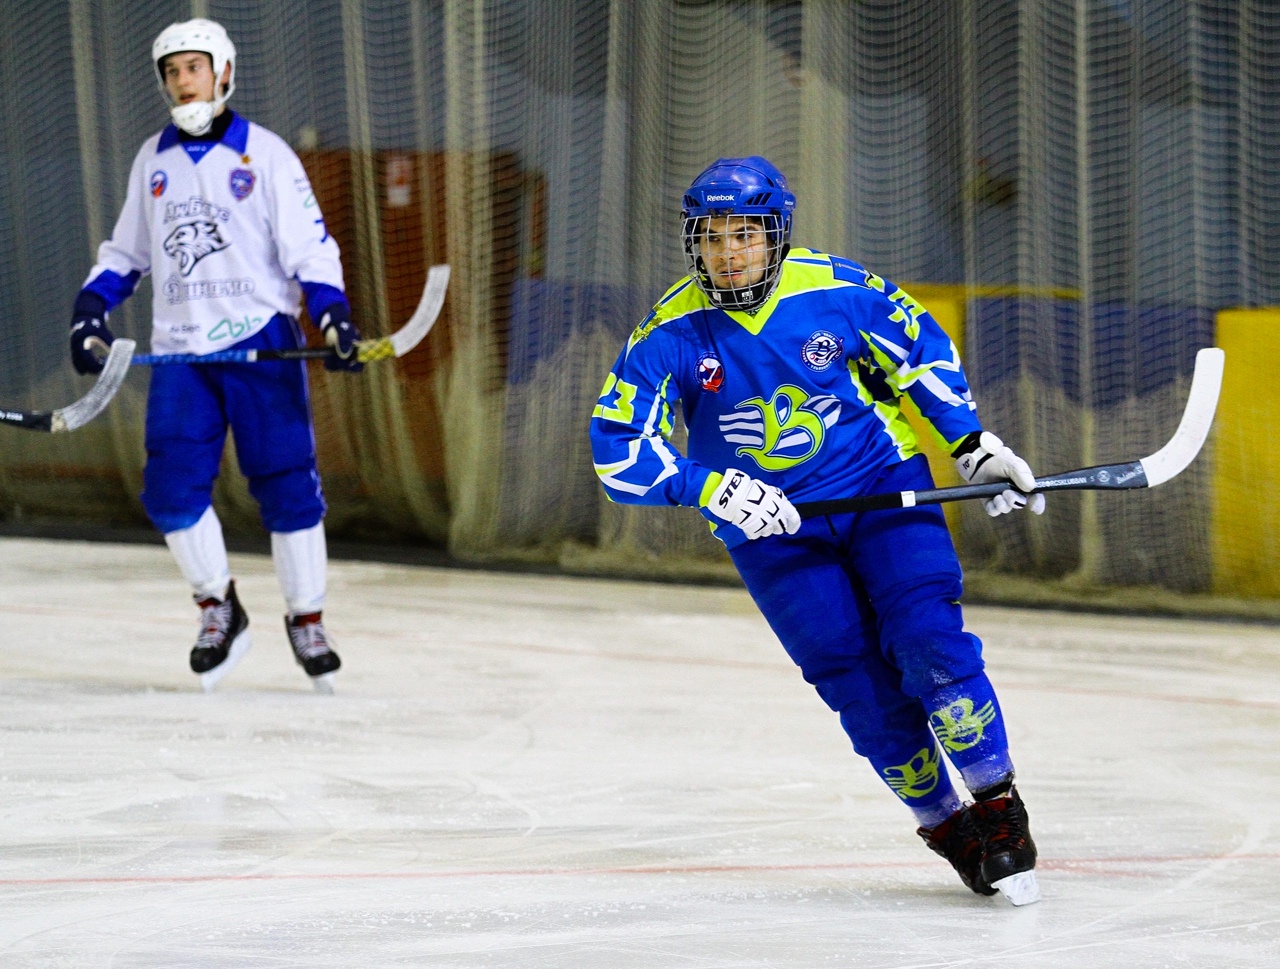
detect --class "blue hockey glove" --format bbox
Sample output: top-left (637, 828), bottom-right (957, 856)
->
top-left (319, 304), bottom-right (364, 373)
top-left (69, 297), bottom-right (115, 375)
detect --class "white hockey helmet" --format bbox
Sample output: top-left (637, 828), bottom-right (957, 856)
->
top-left (152, 18), bottom-right (236, 136)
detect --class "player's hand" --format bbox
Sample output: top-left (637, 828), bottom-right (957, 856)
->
top-left (319, 305), bottom-right (364, 373)
top-left (69, 312), bottom-right (115, 375)
top-left (954, 431), bottom-right (1046, 517)
top-left (704, 469), bottom-right (801, 540)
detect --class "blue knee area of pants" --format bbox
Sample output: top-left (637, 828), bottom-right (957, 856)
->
top-left (249, 467), bottom-right (325, 532)
top-left (144, 490), bottom-right (214, 534)
top-left (141, 314), bottom-right (325, 534)
top-left (875, 573), bottom-right (986, 699)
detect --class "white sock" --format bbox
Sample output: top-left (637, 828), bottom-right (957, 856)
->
top-left (164, 505), bottom-right (231, 601)
top-left (272, 521), bottom-right (327, 616)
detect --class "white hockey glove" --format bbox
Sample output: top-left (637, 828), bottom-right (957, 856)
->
top-left (954, 431), bottom-right (1046, 517)
top-left (704, 469), bottom-right (801, 540)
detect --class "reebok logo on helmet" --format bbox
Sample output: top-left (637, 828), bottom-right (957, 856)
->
top-left (706, 194), bottom-right (736, 202)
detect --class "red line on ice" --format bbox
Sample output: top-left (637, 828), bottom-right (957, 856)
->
top-left (2, 853), bottom-right (1277, 889)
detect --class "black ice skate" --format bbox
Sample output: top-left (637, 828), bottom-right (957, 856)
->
top-left (285, 612), bottom-right (341, 693)
top-left (189, 580), bottom-right (251, 693)
top-left (918, 805), bottom-right (997, 897)
top-left (970, 782), bottom-right (1040, 905)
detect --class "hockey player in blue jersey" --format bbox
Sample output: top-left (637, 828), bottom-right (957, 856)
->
top-left (68, 19), bottom-right (361, 692)
top-left (590, 157), bottom-right (1043, 904)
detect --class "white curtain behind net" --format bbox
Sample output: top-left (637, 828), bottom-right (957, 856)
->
top-left (1, 0), bottom-right (1277, 602)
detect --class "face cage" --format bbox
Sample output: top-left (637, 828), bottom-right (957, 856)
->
top-left (683, 213), bottom-right (790, 312)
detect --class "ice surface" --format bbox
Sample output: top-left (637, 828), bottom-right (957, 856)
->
top-left (0, 536), bottom-right (1277, 967)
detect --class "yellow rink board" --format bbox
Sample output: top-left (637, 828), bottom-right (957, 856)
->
top-left (1213, 309), bottom-right (1280, 598)
top-left (899, 284), bottom-right (967, 487)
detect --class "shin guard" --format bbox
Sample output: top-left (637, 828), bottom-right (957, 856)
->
top-left (164, 505), bottom-right (231, 601)
top-left (271, 521), bottom-right (327, 616)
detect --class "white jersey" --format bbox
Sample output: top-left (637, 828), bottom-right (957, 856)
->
top-left (85, 113), bottom-right (345, 356)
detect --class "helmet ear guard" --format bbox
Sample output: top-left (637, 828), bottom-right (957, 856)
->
top-left (152, 18), bottom-right (236, 136)
top-left (681, 156), bottom-right (796, 312)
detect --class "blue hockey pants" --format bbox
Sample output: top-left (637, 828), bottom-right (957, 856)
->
top-left (141, 313), bottom-right (326, 534)
top-left (729, 455), bottom-right (1013, 805)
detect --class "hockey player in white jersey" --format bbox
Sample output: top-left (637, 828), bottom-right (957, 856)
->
top-left (69, 19), bottom-right (359, 692)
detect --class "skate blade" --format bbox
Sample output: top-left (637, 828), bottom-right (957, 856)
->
top-left (311, 672), bottom-right (336, 695)
top-left (992, 870), bottom-right (1041, 906)
top-left (199, 631), bottom-right (252, 693)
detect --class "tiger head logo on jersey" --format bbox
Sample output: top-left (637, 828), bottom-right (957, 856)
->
top-left (696, 351), bottom-right (724, 392)
top-left (718, 385), bottom-right (841, 471)
top-left (163, 220), bottom-right (230, 276)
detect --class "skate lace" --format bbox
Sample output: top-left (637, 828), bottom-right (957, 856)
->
top-left (936, 809), bottom-right (984, 865)
top-left (982, 797), bottom-right (1030, 851)
top-left (195, 599), bottom-right (232, 650)
top-left (288, 620), bottom-right (332, 661)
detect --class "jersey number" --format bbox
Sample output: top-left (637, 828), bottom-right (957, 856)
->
top-left (593, 372), bottom-right (637, 424)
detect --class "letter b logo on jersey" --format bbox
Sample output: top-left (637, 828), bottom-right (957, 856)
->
top-left (719, 384), bottom-right (841, 472)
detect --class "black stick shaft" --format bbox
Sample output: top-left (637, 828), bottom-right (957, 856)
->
top-left (794, 461), bottom-right (1148, 519)
top-left (0, 409), bottom-right (53, 431)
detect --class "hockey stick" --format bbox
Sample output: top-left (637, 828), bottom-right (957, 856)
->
top-left (0, 338), bottom-right (137, 433)
top-left (130, 263), bottom-right (450, 366)
top-left (794, 346), bottom-right (1225, 519)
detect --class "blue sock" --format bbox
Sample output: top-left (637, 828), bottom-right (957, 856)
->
top-left (922, 672), bottom-right (1016, 795)
top-left (867, 734), bottom-right (963, 829)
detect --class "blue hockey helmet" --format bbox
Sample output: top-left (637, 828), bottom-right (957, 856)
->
top-left (681, 156), bottom-right (796, 311)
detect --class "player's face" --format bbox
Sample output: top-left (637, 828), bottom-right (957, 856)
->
top-left (699, 217), bottom-right (769, 291)
top-left (163, 52), bottom-right (220, 106)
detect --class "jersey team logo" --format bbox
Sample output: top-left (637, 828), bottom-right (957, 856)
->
top-left (718, 384), bottom-right (841, 471)
top-left (229, 168), bottom-right (255, 201)
top-left (801, 330), bottom-right (843, 371)
top-left (150, 171), bottom-right (168, 198)
top-left (163, 220), bottom-right (230, 276)
top-left (696, 351), bottom-right (724, 392)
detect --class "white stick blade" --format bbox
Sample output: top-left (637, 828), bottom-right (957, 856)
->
top-left (1138, 346), bottom-right (1224, 487)
top-left (389, 264), bottom-right (451, 358)
top-left (53, 338), bottom-right (136, 433)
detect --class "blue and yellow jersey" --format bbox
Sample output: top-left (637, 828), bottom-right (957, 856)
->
top-left (589, 248), bottom-right (983, 546)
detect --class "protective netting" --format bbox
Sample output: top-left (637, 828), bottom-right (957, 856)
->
top-left (2, 1), bottom-right (1279, 608)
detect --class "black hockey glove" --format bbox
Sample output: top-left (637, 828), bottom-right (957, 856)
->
top-left (319, 304), bottom-right (364, 373)
top-left (69, 294), bottom-right (115, 375)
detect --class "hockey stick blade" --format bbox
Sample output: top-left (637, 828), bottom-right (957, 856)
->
top-left (0, 338), bottom-right (136, 433)
top-left (1137, 346), bottom-right (1224, 487)
top-left (130, 264), bottom-right (451, 367)
top-left (384, 262), bottom-right (450, 360)
top-left (795, 346), bottom-right (1225, 519)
